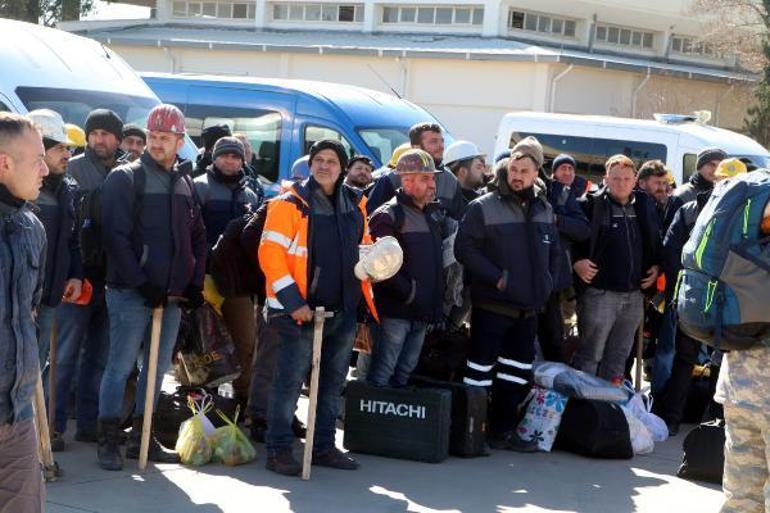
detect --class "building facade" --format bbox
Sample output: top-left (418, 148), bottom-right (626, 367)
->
top-left (61, 0), bottom-right (757, 156)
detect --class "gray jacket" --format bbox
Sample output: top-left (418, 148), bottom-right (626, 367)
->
top-left (0, 198), bottom-right (46, 426)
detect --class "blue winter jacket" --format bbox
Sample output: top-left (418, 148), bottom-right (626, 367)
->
top-left (34, 174), bottom-right (84, 307)
top-left (102, 152), bottom-right (207, 296)
top-left (546, 179), bottom-right (590, 291)
top-left (194, 166), bottom-right (261, 248)
top-left (369, 191), bottom-right (444, 322)
top-left (456, 178), bottom-right (560, 312)
top-left (0, 190), bottom-right (46, 425)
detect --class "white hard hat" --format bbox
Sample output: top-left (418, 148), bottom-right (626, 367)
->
top-left (444, 140), bottom-right (485, 167)
top-left (28, 109), bottom-right (74, 146)
top-left (354, 236), bottom-right (404, 282)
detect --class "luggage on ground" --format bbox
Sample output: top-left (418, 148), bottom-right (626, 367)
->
top-left (344, 381), bottom-right (451, 463)
top-left (176, 396), bottom-right (216, 466)
top-left (410, 375), bottom-right (488, 457)
top-left (534, 362), bottom-right (630, 403)
top-left (677, 419), bottom-right (725, 484)
top-left (154, 386), bottom-right (238, 447)
top-left (412, 326), bottom-right (469, 382)
top-left (209, 407), bottom-right (257, 466)
top-left (677, 170), bottom-right (770, 350)
top-left (554, 398), bottom-right (633, 459)
top-left (175, 304), bottom-right (242, 388)
top-left (516, 386), bottom-right (568, 452)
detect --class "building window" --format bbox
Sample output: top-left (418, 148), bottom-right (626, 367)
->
top-left (595, 23), bottom-right (654, 49)
top-left (381, 5), bottom-right (483, 25)
top-left (671, 35), bottom-right (716, 57)
top-left (508, 10), bottom-right (576, 38)
top-left (172, 0), bottom-right (254, 19)
top-left (272, 2), bottom-right (364, 22)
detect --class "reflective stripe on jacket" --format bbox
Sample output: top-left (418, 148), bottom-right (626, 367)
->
top-left (259, 178), bottom-right (378, 320)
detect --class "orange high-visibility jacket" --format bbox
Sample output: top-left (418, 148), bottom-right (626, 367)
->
top-left (258, 179), bottom-right (378, 321)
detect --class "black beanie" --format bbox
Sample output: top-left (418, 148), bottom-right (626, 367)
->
top-left (309, 139), bottom-right (349, 170)
top-left (122, 124), bottom-right (146, 143)
top-left (696, 147), bottom-right (727, 170)
top-left (201, 124), bottom-right (232, 151)
top-left (84, 109), bottom-right (123, 141)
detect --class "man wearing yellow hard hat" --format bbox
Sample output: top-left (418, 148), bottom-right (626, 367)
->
top-left (65, 123), bottom-right (86, 156)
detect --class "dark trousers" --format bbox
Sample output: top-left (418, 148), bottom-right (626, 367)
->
top-left (463, 307), bottom-right (537, 435)
top-left (659, 329), bottom-right (700, 426)
top-left (221, 296), bottom-right (256, 403)
top-left (537, 291), bottom-right (565, 363)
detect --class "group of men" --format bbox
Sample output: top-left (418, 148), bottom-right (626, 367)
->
top-left (0, 98), bottom-right (762, 513)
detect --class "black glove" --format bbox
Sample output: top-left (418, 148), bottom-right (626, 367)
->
top-left (138, 282), bottom-right (167, 309)
top-left (184, 285), bottom-right (204, 310)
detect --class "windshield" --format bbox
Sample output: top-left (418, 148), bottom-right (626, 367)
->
top-left (15, 86), bottom-right (198, 161)
top-left (357, 127), bottom-right (455, 166)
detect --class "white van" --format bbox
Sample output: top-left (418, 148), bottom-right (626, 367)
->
top-left (494, 112), bottom-right (770, 186)
top-left (0, 19), bottom-right (197, 160)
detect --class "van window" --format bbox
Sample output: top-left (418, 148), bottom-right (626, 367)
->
top-left (682, 153), bottom-right (697, 183)
top-left (358, 128), bottom-right (410, 165)
top-left (185, 105), bottom-right (282, 183)
top-left (0, 100), bottom-right (10, 112)
top-left (509, 131), bottom-right (667, 184)
top-left (15, 86), bottom-right (157, 128)
top-left (304, 125), bottom-right (355, 158)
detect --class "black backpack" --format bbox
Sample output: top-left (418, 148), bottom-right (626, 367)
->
top-left (78, 166), bottom-right (145, 276)
top-left (209, 200), bottom-right (268, 300)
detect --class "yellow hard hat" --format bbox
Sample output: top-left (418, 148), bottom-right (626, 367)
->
top-left (665, 170), bottom-right (676, 186)
top-left (64, 123), bottom-right (86, 148)
top-left (714, 158), bottom-right (747, 179)
top-left (387, 143), bottom-right (412, 168)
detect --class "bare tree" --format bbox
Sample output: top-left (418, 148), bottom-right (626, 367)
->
top-left (692, 0), bottom-right (767, 70)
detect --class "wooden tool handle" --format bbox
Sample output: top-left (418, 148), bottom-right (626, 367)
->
top-left (139, 307), bottom-right (164, 470)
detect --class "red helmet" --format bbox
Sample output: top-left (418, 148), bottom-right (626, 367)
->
top-left (146, 104), bottom-right (185, 134)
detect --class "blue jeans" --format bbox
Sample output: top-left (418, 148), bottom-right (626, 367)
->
top-left (52, 295), bottom-right (110, 434)
top-left (367, 317), bottom-right (428, 387)
top-left (36, 304), bottom-right (57, 371)
top-left (99, 288), bottom-right (181, 420)
top-left (266, 312), bottom-right (356, 454)
top-left (651, 307), bottom-right (676, 395)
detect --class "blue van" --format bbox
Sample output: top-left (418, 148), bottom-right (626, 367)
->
top-left (141, 72), bottom-right (451, 184)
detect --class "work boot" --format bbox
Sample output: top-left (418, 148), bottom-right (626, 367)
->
top-left (312, 448), bottom-right (359, 470)
top-left (487, 431), bottom-right (540, 453)
top-left (266, 450), bottom-right (302, 476)
top-left (51, 432), bottom-right (65, 452)
top-left (97, 418), bottom-right (124, 471)
top-left (125, 417), bottom-right (180, 463)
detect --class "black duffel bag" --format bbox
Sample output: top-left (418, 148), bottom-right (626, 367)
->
top-left (554, 398), bottom-right (633, 459)
top-left (677, 419), bottom-right (725, 484)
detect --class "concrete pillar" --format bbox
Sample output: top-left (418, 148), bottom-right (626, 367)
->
top-left (254, 0), bottom-right (267, 29)
top-left (363, 0), bottom-right (375, 33)
top-left (481, 0), bottom-right (500, 37)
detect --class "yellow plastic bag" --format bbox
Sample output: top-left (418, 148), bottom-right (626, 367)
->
top-left (209, 406), bottom-right (257, 466)
top-left (175, 396), bottom-right (215, 466)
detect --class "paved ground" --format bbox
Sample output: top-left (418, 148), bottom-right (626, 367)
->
top-left (45, 398), bottom-right (723, 513)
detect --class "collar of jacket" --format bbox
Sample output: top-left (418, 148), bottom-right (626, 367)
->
top-left (85, 147), bottom-right (127, 174)
top-left (207, 165), bottom-right (245, 189)
top-left (592, 185), bottom-right (638, 208)
top-left (690, 171), bottom-right (714, 192)
top-left (291, 176), bottom-right (362, 212)
top-left (0, 184), bottom-right (27, 213)
top-left (141, 150), bottom-right (182, 177)
top-left (395, 188), bottom-right (440, 214)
